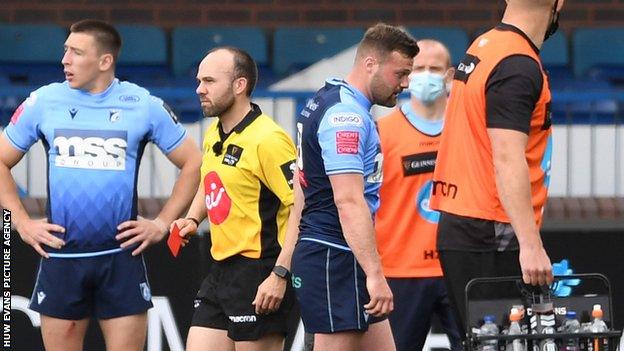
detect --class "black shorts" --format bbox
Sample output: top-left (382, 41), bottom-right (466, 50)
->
top-left (191, 255), bottom-right (295, 341)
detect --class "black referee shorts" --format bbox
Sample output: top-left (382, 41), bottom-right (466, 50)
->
top-left (191, 255), bottom-right (295, 341)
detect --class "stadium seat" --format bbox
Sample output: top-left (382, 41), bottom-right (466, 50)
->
top-left (117, 25), bottom-right (167, 65)
top-left (540, 30), bottom-right (574, 85)
top-left (551, 97), bottom-right (618, 124)
top-left (0, 24), bottom-right (66, 85)
top-left (272, 26), bottom-right (364, 77)
top-left (406, 26), bottom-right (469, 66)
top-left (573, 27), bottom-right (624, 81)
top-left (116, 25), bottom-right (172, 86)
top-left (541, 30), bottom-right (568, 68)
top-left (171, 26), bottom-right (268, 78)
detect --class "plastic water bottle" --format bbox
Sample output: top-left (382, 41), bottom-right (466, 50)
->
top-left (579, 322), bottom-right (592, 351)
top-left (590, 304), bottom-right (609, 351)
top-left (480, 315), bottom-right (500, 351)
top-left (529, 292), bottom-right (556, 351)
top-left (507, 308), bottom-right (525, 351)
top-left (560, 311), bottom-right (581, 351)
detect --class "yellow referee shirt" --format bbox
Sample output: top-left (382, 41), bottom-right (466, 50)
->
top-left (201, 103), bottom-right (296, 261)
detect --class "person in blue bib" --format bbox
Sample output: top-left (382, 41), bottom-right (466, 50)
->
top-left (0, 19), bottom-right (202, 351)
top-left (290, 23), bottom-right (419, 351)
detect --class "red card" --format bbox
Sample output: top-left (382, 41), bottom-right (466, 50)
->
top-left (167, 223), bottom-right (183, 258)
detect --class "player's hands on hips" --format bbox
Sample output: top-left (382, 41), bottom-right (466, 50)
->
top-left (519, 241), bottom-right (554, 286)
top-left (252, 273), bottom-right (286, 315)
top-left (364, 273), bottom-right (394, 317)
top-left (116, 217), bottom-right (168, 256)
top-left (16, 218), bottom-right (65, 258)
top-left (169, 218), bottom-right (197, 247)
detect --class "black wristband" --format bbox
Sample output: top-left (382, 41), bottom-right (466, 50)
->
top-left (272, 265), bottom-right (290, 279)
top-left (186, 217), bottom-right (200, 227)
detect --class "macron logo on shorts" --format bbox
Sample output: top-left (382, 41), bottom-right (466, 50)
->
top-left (37, 291), bottom-right (46, 305)
top-left (229, 315), bottom-right (257, 323)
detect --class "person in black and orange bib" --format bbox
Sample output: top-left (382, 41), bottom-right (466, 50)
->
top-left (376, 39), bottom-right (462, 351)
top-left (430, 0), bottom-right (565, 338)
top-left (170, 47), bottom-right (299, 351)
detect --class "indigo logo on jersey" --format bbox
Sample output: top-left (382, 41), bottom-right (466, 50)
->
top-left (329, 113), bottom-right (363, 127)
top-left (53, 129), bottom-right (127, 170)
top-left (119, 95), bottom-right (140, 103)
top-left (416, 180), bottom-right (440, 224)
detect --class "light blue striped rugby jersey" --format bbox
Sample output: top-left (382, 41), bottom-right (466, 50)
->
top-left (4, 79), bottom-right (186, 257)
top-left (296, 78), bottom-right (383, 249)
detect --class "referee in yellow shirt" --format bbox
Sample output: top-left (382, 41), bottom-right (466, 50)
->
top-left (171, 47), bottom-right (300, 351)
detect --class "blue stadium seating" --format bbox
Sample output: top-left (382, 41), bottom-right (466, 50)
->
top-left (406, 26), bottom-right (469, 66)
top-left (171, 26), bottom-right (268, 79)
top-left (1, 23), bottom-right (622, 127)
top-left (573, 27), bottom-right (624, 81)
top-left (115, 25), bottom-right (171, 86)
top-left (117, 25), bottom-right (167, 65)
top-left (0, 24), bottom-right (66, 85)
top-left (272, 26), bottom-right (364, 77)
top-left (540, 31), bottom-right (575, 88)
top-left (541, 30), bottom-right (568, 67)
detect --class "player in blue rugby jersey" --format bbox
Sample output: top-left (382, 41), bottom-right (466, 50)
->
top-left (0, 20), bottom-right (202, 351)
top-left (289, 23), bottom-right (419, 351)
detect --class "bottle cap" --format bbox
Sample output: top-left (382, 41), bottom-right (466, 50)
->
top-left (510, 311), bottom-right (522, 322)
top-left (484, 315), bottom-right (495, 323)
top-left (566, 311), bottom-right (577, 319)
top-left (592, 305), bottom-right (603, 318)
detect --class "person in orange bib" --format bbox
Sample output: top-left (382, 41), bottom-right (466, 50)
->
top-left (376, 39), bottom-right (462, 351)
top-left (430, 0), bottom-right (565, 338)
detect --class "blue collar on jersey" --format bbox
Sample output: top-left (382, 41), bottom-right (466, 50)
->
top-left (325, 78), bottom-right (372, 112)
top-left (400, 103), bottom-right (444, 136)
top-left (67, 78), bottom-right (119, 100)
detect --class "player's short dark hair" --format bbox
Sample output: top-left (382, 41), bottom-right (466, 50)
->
top-left (209, 46), bottom-right (258, 97)
top-left (357, 23), bottom-right (420, 61)
top-left (70, 19), bottom-right (122, 62)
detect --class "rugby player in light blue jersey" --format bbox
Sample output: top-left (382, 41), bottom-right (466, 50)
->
top-left (0, 20), bottom-right (202, 351)
top-left (289, 24), bottom-right (419, 351)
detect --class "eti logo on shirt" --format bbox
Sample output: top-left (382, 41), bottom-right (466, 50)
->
top-left (204, 171), bottom-right (231, 225)
top-left (53, 129), bottom-right (127, 170)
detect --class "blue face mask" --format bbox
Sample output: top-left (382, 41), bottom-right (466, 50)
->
top-left (408, 71), bottom-right (446, 105)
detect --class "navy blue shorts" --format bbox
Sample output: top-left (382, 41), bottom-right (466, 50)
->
top-left (29, 250), bottom-right (153, 320)
top-left (291, 239), bottom-right (384, 334)
top-left (387, 277), bottom-right (463, 351)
